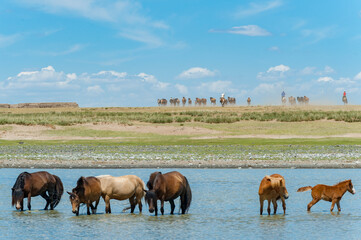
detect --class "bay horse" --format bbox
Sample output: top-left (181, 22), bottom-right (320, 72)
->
top-left (12, 171), bottom-right (63, 211)
top-left (259, 174), bottom-right (289, 215)
top-left (145, 171), bottom-right (192, 216)
top-left (96, 175), bottom-right (145, 214)
top-left (297, 179), bottom-right (355, 212)
top-left (67, 176), bottom-right (101, 216)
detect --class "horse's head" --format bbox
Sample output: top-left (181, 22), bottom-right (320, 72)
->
top-left (12, 188), bottom-right (24, 210)
top-left (144, 190), bottom-right (157, 213)
top-left (266, 176), bottom-right (289, 199)
top-left (346, 180), bottom-right (356, 194)
top-left (67, 191), bottom-right (80, 214)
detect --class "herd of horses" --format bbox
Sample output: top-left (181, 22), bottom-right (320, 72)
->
top-left (12, 170), bottom-right (356, 216)
top-left (158, 96), bottom-right (237, 107)
top-left (12, 170), bottom-right (191, 216)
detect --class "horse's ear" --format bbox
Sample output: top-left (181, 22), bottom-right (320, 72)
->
top-left (67, 191), bottom-right (72, 195)
top-left (143, 189), bottom-right (147, 193)
top-left (11, 187), bottom-right (14, 191)
top-left (265, 176), bottom-right (271, 181)
top-left (279, 179), bottom-right (284, 186)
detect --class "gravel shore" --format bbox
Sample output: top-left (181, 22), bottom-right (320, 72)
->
top-left (1, 144), bottom-right (361, 168)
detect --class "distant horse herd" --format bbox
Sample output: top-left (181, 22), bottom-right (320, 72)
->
top-left (158, 94), bottom-right (351, 107)
top-left (11, 170), bottom-right (356, 217)
top-left (158, 96), bottom-right (237, 107)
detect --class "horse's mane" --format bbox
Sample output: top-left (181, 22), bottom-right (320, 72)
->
top-left (147, 172), bottom-right (162, 190)
top-left (334, 180), bottom-right (350, 186)
top-left (12, 172), bottom-right (31, 190)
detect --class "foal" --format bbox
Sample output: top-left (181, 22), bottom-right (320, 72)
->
top-left (297, 179), bottom-right (355, 212)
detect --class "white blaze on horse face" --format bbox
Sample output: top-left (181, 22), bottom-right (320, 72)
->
top-left (16, 201), bottom-right (21, 209)
top-left (352, 188), bottom-right (356, 194)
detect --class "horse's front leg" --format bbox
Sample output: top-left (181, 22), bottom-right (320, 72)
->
top-left (76, 206), bottom-right (80, 216)
top-left (160, 199), bottom-right (165, 215)
top-left (86, 202), bottom-right (91, 215)
top-left (336, 200), bottom-right (341, 212)
top-left (281, 197), bottom-right (286, 215)
top-left (27, 192), bottom-right (32, 211)
top-left (169, 200), bottom-right (175, 214)
top-left (259, 197), bottom-right (264, 215)
top-left (272, 199), bottom-right (278, 215)
top-left (267, 200), bottom-right (271, 215)
top-left (20, 199), bottom-right (24, 211)
top-left (104, 195), bottom-right (111, 214)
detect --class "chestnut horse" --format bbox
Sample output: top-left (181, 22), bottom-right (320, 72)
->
top-left (259, 174), bottom-right (289, 215)
top-left (67, 176), bottom-right (101, 216)
top-left (297, 179), bottom-right (355, 212)
top-left (12, 171), bottom-right (63, 211)
top-left (145, 171), bottom-right (192, 216)
top-left (96, 175), bottom-right (145, 214)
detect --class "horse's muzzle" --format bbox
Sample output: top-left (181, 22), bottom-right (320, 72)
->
top-left (284, 194), bottom-right (289, 199)
top-left (149, 208), bottom-right (154, 213)
top-left (352, 188), bottom-right (356, 194)
top-left (72, 210), bottom-right (77, 214)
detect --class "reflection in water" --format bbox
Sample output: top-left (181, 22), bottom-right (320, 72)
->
top-left (1, 168), bottom-right (361, 239)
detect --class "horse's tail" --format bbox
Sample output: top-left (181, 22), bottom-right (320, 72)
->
top-left (52, 175), bottom-right (64, 208)
top-left (183, 176), bottom-right (192, 214)
top-left (12, 172), bottom-right (30, 206)
top-left (297, 186), bottom-right (312, 192)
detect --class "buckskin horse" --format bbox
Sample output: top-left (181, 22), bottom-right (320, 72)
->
top-left (96, 175), bottom-right (145, 214)
top-left (145, 171), bottom-right (192, 216)
top-left (12, 171), bottom-right (63, 211)
top-left (67, 176), bottom-right (101, 216)
top-left (297, 179), bottom-right (355, 212)
top-left (259, 174), bottom-right (289, 215)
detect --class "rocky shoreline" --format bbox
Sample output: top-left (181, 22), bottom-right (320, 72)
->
top-left (0, 144), bottom-right (360, 169)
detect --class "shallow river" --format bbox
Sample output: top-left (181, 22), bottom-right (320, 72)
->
top-left (2, 168), bottom-right (361, 239)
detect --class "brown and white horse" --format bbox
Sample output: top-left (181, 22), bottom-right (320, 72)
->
top-left (297, 179), bottom-right (355, 212)
top-left (96, 175), bottom-right (145, 214)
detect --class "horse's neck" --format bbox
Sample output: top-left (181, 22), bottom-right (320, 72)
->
top-left (336, 182), bottom-right (348, 193)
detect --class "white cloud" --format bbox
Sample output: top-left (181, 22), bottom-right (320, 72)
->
top-left (0, 34), bottom-right (20, 48)
top-left (87, 85), bottom-right (104, 94)
top-left (210, 25), bottom-right (271, 37)
top-left (234, 0), bottom-right (283, 18)
top-left (301, 66), bottom-right (316, 75)
top-left (257, 64), bottom-right (290, 81)
top-left (199, 80), bottom-right (232, 93)
top-left (317, 76), bottom-right (333, 82)
top-left (96, 70), bottom-right (127, 78)
top-left (175, 84), bottom-right (188, 95)
top-left (269, 46), bottom-right (279, 51)
top-left (267, 64), bottom-right (290, 73)
top-left (301, 26), bottom-right (336, 44)
top-left (178, 67), bottom-right (216, 79)
top-left (354, 71), bottom-right (361, 80)
top-left (19, 0), bottom-right (169, 47)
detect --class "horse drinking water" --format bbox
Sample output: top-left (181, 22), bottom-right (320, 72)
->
top-left (297, 179), bottom-right (355, 212)
top-left (12, 171), bottom-right (63, 211)
top-left (145, 171), bottom-right (192, 216)
top-left (68, 176), bottom-right (101, 216)
top-left (96, 175), bottom-right (145, 214)
top-left (259, 174), bottom-right (289, 215)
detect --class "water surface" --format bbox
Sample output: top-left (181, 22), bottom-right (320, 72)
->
top-left (1, 168), bottom-right (361, 239)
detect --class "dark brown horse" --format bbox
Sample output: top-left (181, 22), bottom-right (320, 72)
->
top-left (297, 179), bottom-right (355, 212)
top-left (12, 171), bottom-right (63, 211)
top-left (67, 176), bottom-right (101, 216)
top-left (145, 171), bottom-right (192, 216)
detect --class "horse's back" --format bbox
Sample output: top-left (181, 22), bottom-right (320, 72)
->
top-left (97, 175), bottom-right (144, 200)
top-left (160, 171), bottom-right (187, 199)
top-left (84, 177), bottom-right (102, 200)
top-left (259, 174), bottom-right (286, 197)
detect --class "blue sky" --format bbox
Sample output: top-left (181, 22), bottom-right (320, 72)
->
top-left (1, 0), bottom-right (361, 107)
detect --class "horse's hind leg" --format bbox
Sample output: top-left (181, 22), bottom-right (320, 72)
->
top-left (27, 192), bottom-right (32, 211)
top-left (104, 195), bottom-right (111, 214)
top-left (93, 198), bottom-right (100, 214)
top-left (41, 192), bottom-right (50, 210)
top-left (129, 196), bottom-right (136, 213)
top-left (307, 198), bottom-right (320, 211)
top-left (169, 199), bottom-right (175, 214)
top-left (272, 199), bottom-right (278, 214)
top-left (281, 197), bottom-right (286, 215)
